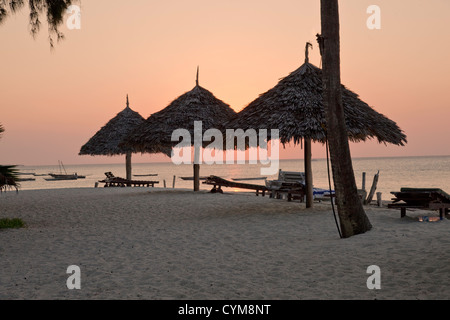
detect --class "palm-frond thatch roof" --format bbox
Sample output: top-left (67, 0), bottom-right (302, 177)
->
top-left (121, 84), bottom-right (236, 156)
top-left (79, 97), bottom-right (146, 156)
top-left (227, 60), bottom-right (407, 148)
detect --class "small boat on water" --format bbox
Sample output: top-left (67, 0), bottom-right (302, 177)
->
top-left (46, 161), bottom-right (85, 181)
top-left (133, 174), bottom-right (158, 177)
top-left (17, 177), bottom-right (36, 182)
top-left (17, 172), bottom-right (35, 176)
top-left (45, 173), bottom-right (82, 181)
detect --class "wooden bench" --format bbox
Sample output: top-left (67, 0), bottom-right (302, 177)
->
top-left (203, 175), bottom-right (268, 196)
top-left (100, 172), bottom-right (159, 188)
top-left (388, 188), bottom-right (450, 219)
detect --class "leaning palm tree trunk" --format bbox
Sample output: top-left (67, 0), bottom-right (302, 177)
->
top-left (320, 0), bottom-right (372, 237)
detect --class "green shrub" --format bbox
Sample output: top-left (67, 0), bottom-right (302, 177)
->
top-left (0, 218), bottom-right (25, 229)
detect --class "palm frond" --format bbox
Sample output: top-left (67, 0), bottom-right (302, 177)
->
top-left (0, 0), bottom-right (74, 47)
top-left (0, 165), bottom-right (20, 193)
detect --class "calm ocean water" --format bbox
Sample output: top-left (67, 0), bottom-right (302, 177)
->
top-left (13, 156), bottom-right (450, 202)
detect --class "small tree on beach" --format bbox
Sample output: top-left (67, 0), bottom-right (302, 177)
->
top-left (0, 124), bottom-right (20, 192)
top-left (320, 0), bottom-right (372, 238)
top-left (0, 165), bottom-right (20, 193)
top-left (0, 0), bottom-right (74, 47)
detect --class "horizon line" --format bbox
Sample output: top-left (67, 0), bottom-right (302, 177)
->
top-left (13, 154), bottom-right (450, 167)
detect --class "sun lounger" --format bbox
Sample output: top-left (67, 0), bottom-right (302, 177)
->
top-left (203, 175), bottom-right (268, 196)
top-left (266, 170), bottom-right (305, 187)
top-left (265, 170), bottom-right (306, 201)
top-left (388, 188), bottom-right (450, 219)
top-left (99, 172), bottom-right (159, 188)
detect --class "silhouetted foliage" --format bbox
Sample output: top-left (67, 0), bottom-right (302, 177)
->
top-left (0, 165), bottom-right (20, 192)
top-left (0, 0), bottom-right (74, 47)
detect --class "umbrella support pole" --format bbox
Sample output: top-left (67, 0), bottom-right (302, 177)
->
top-left (126, 152), bottom-right (132, 181)
top-left (304, 139), bottom-right (314, 208)
top-left (193, 164), bottom-right (200, 191)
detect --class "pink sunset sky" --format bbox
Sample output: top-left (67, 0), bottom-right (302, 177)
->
top-left (1, 0), bottom-right (449, 166)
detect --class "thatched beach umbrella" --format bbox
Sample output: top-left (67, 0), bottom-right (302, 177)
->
top-left (79, 96), bottom-right (146, 180)
top-left (121, 69), bottom-right (236, 191)
top-left (227, 43), bottom-right (407, 207)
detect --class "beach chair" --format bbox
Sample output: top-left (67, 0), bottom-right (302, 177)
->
top-left (266, 170), bottom-right (306, 190)
top-left (266, 170), bottom-right (306, 201)
top-left (388, 188), bottom-right (450, 219)
top-left (104, 172), bottom-right (115, 180)
top-left (203, 175), bottom-right (268, 196)
top-left (99, 172), bottom-right (159, 188)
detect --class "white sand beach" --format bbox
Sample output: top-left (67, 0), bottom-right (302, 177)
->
top-left (0, 187), bottom-right (448, 300)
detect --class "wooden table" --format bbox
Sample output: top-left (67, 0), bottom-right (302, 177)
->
top-left (388, 188), bottom-right (450, 219)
